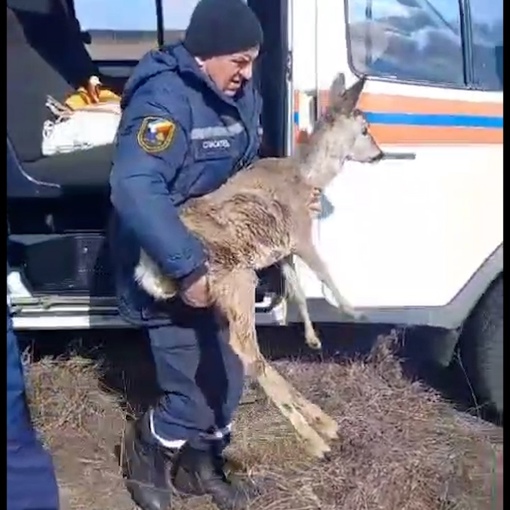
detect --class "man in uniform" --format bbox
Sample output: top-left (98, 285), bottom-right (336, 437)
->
top-left (109, 1), bottom-right (319, 509)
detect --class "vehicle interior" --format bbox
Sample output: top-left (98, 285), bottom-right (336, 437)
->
top-left (7, 0), bottom-right (288, 301)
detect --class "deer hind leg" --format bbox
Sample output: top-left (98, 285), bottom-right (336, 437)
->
top-left (255, 357), bottom-right (334, 459)
top-left (211, 269), bottom-right (265, 377)
top-left (295, 239), bottom-right (365, 321)
top-left (281, 258), bottom-right (322, 350)
top-left (212, 269), bottom-right (334, 458)
top-left (258, 360), bottom-right (339, 443)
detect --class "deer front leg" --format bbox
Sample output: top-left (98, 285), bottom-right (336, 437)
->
top-left (281, 258), bottom-right (322, 350)
top-left (295, 239), bottom-right (365, 321)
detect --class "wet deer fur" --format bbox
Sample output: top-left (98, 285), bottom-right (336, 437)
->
top-left (134, 74), bottom-right (383, 458)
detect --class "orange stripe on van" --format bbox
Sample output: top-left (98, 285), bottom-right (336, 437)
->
top-left (311, 90), bottom-right (503, 117)
top-left (358, 93), bottom-right (503, 117)
top-left (369, 125), bottom-right (502, 145)
top-left (293, 90), bottom-right (503, 145)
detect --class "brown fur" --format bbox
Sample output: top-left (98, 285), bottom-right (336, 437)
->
top-left (134, 74), bottom-right (383, 457)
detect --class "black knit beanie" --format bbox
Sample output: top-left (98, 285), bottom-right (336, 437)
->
top-left (184, 0), bottom-right (263, 58)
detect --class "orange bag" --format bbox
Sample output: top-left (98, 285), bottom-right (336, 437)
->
top-left (64, 76), bottom-right (121, 110)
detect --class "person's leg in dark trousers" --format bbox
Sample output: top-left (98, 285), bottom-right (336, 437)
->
top-left (7, 306), bottom-right (60, 510)
top-left (150, 306), bottom-right (243, 448)
top-left (123, 303), bottom-right (253, 510)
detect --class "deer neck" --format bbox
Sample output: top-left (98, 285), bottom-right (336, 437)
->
top-left (297, 134), bottom-right (352, 190)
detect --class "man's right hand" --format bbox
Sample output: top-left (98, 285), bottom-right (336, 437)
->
top-left (180, 272), bottom-right (212, 308)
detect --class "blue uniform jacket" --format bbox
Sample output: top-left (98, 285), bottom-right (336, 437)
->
top-left (109, 42), bottom-right (263, 325)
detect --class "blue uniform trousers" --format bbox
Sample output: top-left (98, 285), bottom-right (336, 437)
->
top-left (148, 301), bottom-right (244, 452)
top-left (7, 306), bottom-right (59, 510)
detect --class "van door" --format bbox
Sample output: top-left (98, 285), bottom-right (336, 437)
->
top-left (298, 0), bottom-right (503, 320)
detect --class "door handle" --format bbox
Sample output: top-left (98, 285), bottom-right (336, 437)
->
top-left (380, 151), bottom-right (416, 160)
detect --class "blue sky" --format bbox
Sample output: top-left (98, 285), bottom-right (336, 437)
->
top-left (74, 0), bottom-right (200, 30)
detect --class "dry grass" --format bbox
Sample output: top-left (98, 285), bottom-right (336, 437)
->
top-left (25, 332), bottom-right (502, 510)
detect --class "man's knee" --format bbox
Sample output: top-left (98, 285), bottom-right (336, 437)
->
top-left (148, 321), bottom-right (203, 390)
top-left (195, 326), bottom-right (245, 427)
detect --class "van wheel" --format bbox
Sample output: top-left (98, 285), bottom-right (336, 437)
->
top-left (459, 277), bottom-right (503, 416)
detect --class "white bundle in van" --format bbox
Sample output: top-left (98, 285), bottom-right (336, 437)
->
top-left (41, 95), bottom-right (121, 156)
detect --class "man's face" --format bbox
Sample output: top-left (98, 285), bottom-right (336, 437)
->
top-left (202, 47), bottom-right (260, 96)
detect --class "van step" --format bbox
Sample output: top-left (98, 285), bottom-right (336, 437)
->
top-left (9, 294), bottom-right (287, 330)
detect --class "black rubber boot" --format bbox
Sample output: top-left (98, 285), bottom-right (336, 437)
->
top-left (121, 413), bottom-right (173, 510)
top-left (171, 444), bottom-right (255, 510)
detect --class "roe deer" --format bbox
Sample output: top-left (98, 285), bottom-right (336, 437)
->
top-left (134, 74), bottom-right (383, 458)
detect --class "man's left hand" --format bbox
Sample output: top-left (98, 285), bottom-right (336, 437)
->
top-left (307, 187), bottom-right (322, 217)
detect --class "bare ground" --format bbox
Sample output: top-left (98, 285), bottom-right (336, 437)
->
top-left (24, 329), bottom-right (502, 510)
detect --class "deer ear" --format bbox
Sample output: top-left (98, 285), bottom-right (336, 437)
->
top-left (329, 72), bottom-right (346, 102)
top-left (339, 76), bottom-right (366, 114)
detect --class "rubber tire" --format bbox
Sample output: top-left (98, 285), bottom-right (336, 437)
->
top-left (460, 277), bottom-right (503, 416)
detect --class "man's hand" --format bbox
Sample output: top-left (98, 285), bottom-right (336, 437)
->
top-left (307, 187), bottom-right (322, 218)
top-left (180, 271), bottom-right (212, 308)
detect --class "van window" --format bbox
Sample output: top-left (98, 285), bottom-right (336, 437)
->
top-left (469, 0), bottom-right (503, 91)
top-left (74, 0), bottom-right (158, 60)
top-left (162, 0), bottom-right (198, 43)
top-left (346, 0), bottom-right (465, 87)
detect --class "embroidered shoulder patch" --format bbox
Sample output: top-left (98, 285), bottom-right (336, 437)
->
top-left (137, 116), bottom-right (176, 153)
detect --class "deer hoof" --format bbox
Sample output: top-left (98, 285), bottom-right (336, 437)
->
top-left (303, 437), bottom-right (331, 459)
top-left (305, 332), bottom-right (322, 350)
top-left (314, 416), bottom-right (339, 440)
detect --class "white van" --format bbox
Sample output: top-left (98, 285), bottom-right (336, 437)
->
top-left (7, 0), bottom-right (502, 413)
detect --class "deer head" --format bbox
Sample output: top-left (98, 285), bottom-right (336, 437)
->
top-left (299, 73), bottom-right (383, 189)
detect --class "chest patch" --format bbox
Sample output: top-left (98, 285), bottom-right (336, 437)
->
top-left (192, 138), bottom-right (232, 161)
top-left (137, 116), bottom-right (176, 153)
